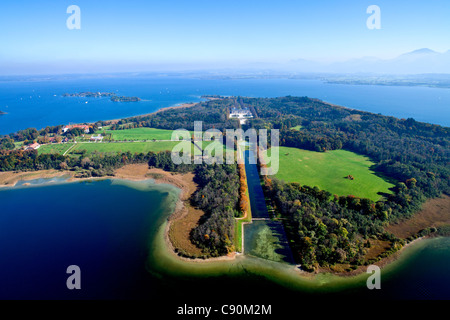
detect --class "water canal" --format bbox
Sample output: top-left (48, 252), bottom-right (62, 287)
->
top-left (243, 149), bottom-right (295, 264)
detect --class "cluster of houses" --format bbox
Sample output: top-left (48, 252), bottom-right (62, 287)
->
top-left (23, 124), bottom-right (104, 151)
top-left (229, 107), bottom-right (254, 124)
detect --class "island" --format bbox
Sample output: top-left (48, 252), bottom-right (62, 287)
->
top-left (62, 92), bottom-right (141, 102)
top-left (62, 92), bottom-right (116, 98)
top-left (0, 110), bottom-right (6, 115)
top-left (201, 94), bottom-right (228, 100)
top-left (110, 95), bottom-right (141, 102)
top-left (1, 96), bottom-right (449, 275)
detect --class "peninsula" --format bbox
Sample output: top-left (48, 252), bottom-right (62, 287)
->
top-left (1, 96), bottom-right (449, 275)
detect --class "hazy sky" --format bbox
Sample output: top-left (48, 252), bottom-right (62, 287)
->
top-left (1, 0), bottom-right (449, 74)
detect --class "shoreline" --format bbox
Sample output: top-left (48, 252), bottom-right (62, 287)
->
top-left (319, 236), bottom-right (427, 277)
top-left (0, 165), bottom-right (236, 264)
top-left (0, 166), bottom-right (200, 261)
top-left (0, 166), bottom-right (440, 276)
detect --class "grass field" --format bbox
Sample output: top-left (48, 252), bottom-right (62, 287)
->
top-left (14, 141), bottom-right (24, 150)
top-left (290, 125), bottom-right (303, 131)
top-left (96, 127), bottom-right (191, 141)
top-left (38, 143), bottom-right (74, 155)
top-left (69, 141), bottom-right (194, 155)
top-left (264, 146), bottom-right (395, 201)
top-left (199, 140), bottom-right (235, 156)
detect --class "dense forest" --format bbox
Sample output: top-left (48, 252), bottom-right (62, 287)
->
top-left (190, 163), bottom-right (240, 256)
top-left (262, 176), bottom-right (416, 270)
top-left (148, 151), bottom-right (240, 257)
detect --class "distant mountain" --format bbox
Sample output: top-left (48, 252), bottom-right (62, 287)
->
top-left (279, 48), bottom-right (450, 74)
top-left (388, 48), bottom-right (450, 73)
top-left (400, 48), bottom-right (439, 56)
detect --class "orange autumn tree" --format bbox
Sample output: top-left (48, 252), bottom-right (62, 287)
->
top-left (238, 163), bottom-right (249, 217)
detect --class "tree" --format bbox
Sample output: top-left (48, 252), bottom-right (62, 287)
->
top-left (59, 161), bottom-right (68, 170)
top-left (0, 137), bottom-right (15, 150)
top-left (81, 157), bottom-right (91, 169)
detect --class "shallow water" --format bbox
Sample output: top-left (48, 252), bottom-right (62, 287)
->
top-left (0, 178), bottom-right (448, 300)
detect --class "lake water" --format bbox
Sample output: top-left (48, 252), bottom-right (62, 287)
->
top-left (0, 75), bottom-right (449, 302)
top-left (0, 179), bottom-right (448, 300)
top-left (0, 179), bottom-right (179, 299)
top-left (0, 76), bottom-right (449, 135)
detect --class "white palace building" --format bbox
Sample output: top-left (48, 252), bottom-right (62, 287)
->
top-left (229, 107), bottom-right (253, 124)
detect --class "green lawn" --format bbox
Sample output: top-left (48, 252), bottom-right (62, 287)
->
top-left (290, 125), bottom-right (303, 131)
top-left (38, 143), bottom-right (74, 155)
top-left (69, 141), bottom-right (194, 155)
top-left (14, 141), bottom-right (24, 150)
top-left (264, 146), bottom-right (395, 201)
top-left (199, 140), bottom-right (234, 156)
top-left (96, 127), bottom-right (191, 141)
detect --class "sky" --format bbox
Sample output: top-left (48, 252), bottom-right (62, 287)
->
top-left (0, 0), bottom-right (449, 75)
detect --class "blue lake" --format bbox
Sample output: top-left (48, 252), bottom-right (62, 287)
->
top-left (0, 76), bottom-right (449, 135)
top-left (0, 179), bottom-right (448, 300)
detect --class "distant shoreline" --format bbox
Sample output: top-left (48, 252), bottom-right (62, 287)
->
top-left (62, 91), bottom-right (141, 102)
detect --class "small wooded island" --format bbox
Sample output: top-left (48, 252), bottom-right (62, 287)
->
top-left (110, 96), bottom-right (141, 102)
top-left (62, 92), bottom-right (141, 102)
top-left (0, 111), bottom-right (6, 115)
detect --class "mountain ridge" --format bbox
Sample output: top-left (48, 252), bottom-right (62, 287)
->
top-left (280, 48), bottom-right (450, 74)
